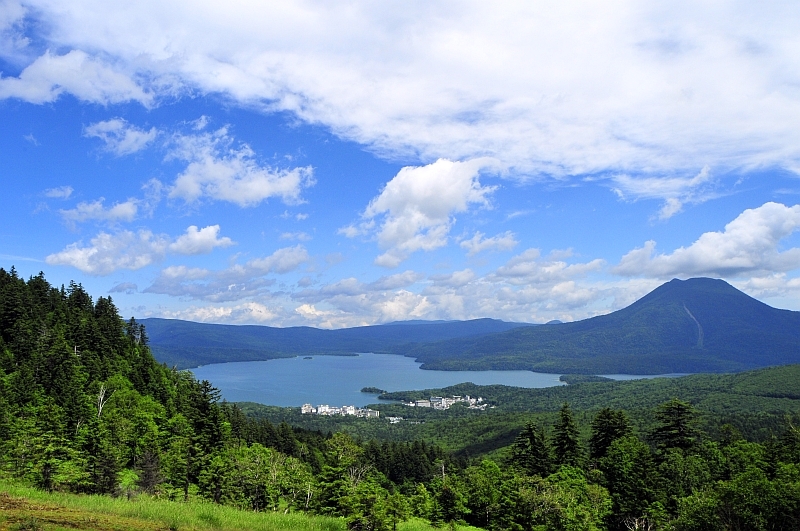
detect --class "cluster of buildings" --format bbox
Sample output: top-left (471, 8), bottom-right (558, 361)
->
top-left (301, 404), bottom-right (380, 418)
top-left (299, 394), bottom-right (487, 418)
top-left (403, 395), bottom-right (487, 410)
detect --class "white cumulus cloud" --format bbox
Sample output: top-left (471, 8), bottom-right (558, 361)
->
top-left (0, 50), bottom-right (151, 105)
top-left (167, 127), bottom-right (314, 207)
top-left (291, 247), bottom-right (613, 326)
top-left (161, 302), bottom-right (280, 324)
top-left (10, 2), bottom-right (800, 183)
top-left (45, 229), bottom-right (169, 275)
top-left (494, 248), bottom-right (605, 285)
top-left (344, 158), bottom-right (498, 267)
top-left (144, 245), bottom-right (310, 301)
top-left (613, 202), bottom-right (800, 278)
top-left (168, 225), bottom-right (234, 255)
top-left (45, 224), bottom-right (235, 275)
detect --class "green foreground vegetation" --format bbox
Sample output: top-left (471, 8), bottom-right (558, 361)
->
top-left (0, 481), bottom-right (463, 531)
top-left (2, 269), bottom-right (800, 530)
top-left (0, 480), bottom-right (344, 531)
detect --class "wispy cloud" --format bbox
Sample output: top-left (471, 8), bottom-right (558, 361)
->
top-left (44, 186), bottom-right (73, 199)
top-left (60, 198), bottom-right (139, 226)
top-left (85, 118), bottom-right (158, 156)
top-left (610, 166), bottom-right (716, 219)
top-left (109, 282), bottom-right (137, 294)
top-left (280, 231), bottom-right (312, 242)
top-left (460, 231), bottom-right (518, 256)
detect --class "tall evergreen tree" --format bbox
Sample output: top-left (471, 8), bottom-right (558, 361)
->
top-left (589, 407), bottom-right (632, 460)
top-left (511, 422), bottom-right (551, 477)
top-left (651, 398), bottom-right (701, 452)
top-left (553, 403), bottom-right (582, 467)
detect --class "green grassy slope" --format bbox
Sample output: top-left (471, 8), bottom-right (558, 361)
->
top-left (397, 278), bottom-right (800, 373)
top-left (0, 481), bottom-right (465, 531)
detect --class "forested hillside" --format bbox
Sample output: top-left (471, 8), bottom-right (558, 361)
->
top-left (244, 365), bottom-right (800, 457)
top-left (399, 278), bottom-right (800, 373)
top-left (2, 269), bottom-right (800, 530)
top-left (142, 317), bottom-right (530, 369)
top-left (0, 268), bottom-right (228, 497)
top-left (144, 278), bottom-right (800, 374)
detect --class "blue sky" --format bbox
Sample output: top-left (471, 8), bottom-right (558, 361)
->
top-left (2, 1), bottom-right (800, 327)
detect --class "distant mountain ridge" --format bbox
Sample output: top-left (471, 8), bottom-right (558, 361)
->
top-left (142, 317), bottom-right (532, 369)
top-left (144, 278), bottom-right (800, 374)
top-left (397, 278), bottom-right (800, 374)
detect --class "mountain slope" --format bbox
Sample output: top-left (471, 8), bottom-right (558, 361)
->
top-left (396, 278), bottom-right (800, 374)
top-left (142, 317), bottom-right (532, 368)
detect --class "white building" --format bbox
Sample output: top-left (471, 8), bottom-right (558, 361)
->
top-left (404, 394), bottom-right (489, 411)
top-left (316, 404), bottom-right (340, 415)
top-left (301, 403), bottom-right (380, 418)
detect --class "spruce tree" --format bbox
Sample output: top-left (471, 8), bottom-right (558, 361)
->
top-left (589, 407), bottom-right (631, 460)
top-left (511, 422), bottom-right (551, 476)
top-left (553, 403), bottom-right (582, 467)
top-left (651, 398), bottom-right (701, 451)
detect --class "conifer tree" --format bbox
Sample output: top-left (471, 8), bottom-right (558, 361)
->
top-left (553, 403), bottom-right (582, 467)
top-left (511, 422), bottom-right (551, 476)
top-left (651, 398), bottom-right (701, 451)
top-left (589, 407), bottom-right (632, 460)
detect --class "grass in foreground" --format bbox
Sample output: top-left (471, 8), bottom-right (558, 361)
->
top-left (0, 482), bottom-right (478, 531)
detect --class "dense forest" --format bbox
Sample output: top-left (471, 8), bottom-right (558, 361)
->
top-left (2, 269), bottom-right (800, 530)
top-left (241, 365), bottom-right (800, 459)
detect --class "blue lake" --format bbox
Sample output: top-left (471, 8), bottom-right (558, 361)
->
top-left (190, 353), bottom-right (566, 407)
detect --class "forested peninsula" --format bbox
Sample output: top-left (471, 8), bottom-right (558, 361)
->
top-left (2, 269), bottom-right (800, 531)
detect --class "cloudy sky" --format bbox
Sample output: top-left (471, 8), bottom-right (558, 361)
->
top-left (2, 1), bottom-right (800, 327)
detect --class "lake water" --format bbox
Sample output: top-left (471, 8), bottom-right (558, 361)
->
top-left (602, 373), bottom-right (690, 380)
top-left (190, 353), bottom-right (566, 407)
